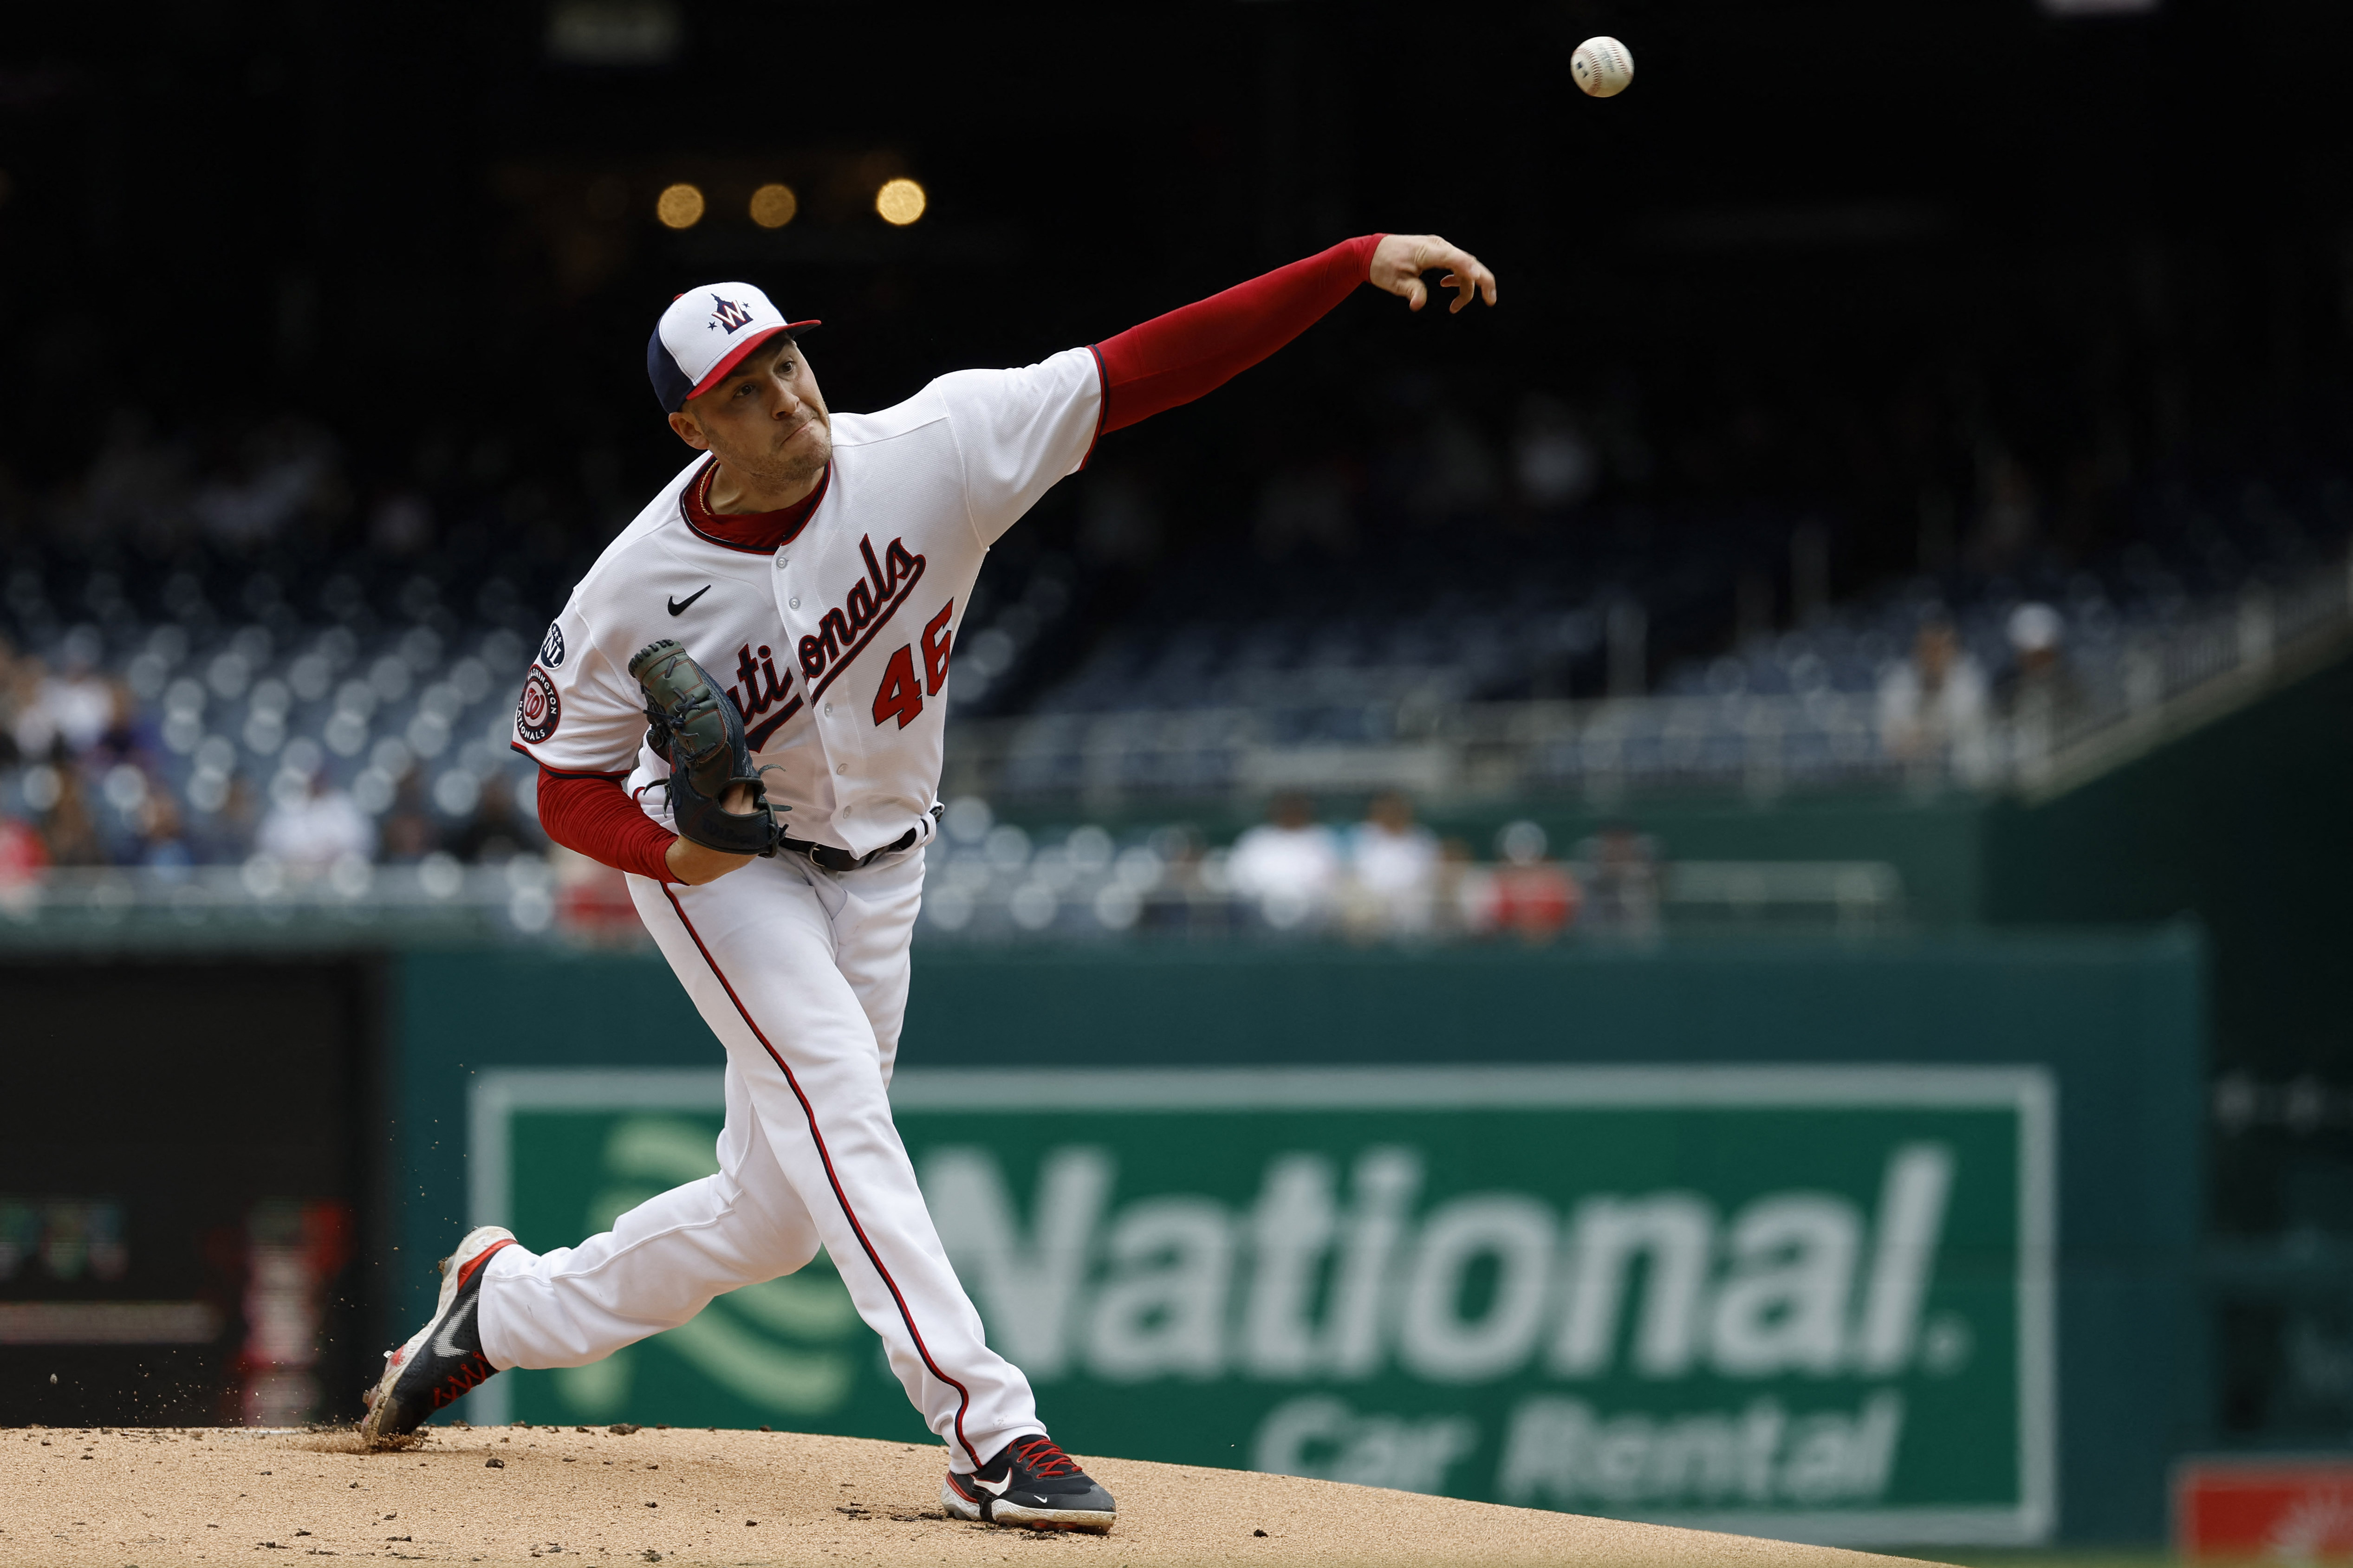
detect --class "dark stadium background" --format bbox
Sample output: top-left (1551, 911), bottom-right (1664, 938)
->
top-left (8, 0), bottom-right (2349, 647)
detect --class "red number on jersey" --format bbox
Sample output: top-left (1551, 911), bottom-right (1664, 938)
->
top-left (871, 644), bottom-right (924, 729)
top-left (921, 600), bottom-right (954, 696)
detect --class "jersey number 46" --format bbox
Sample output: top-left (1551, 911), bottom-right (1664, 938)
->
top-left (873, 600), bottom-right (956, 729)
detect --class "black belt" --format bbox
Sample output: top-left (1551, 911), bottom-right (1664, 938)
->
top-left (782, 829), bottom-right (916, 873)
top-left (781, 806), bottom-right (939, 873)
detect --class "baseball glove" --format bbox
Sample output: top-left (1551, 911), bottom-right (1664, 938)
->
top-left (628, 638), bottom-right (781, 858)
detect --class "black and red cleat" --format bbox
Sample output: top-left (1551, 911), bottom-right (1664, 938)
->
top-left (941, 1434), bottom-right (1115, 1533)
top-left (358, 1225), bottom-right (516, 1448)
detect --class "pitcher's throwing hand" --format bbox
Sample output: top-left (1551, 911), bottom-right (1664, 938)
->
top-left (1370, 233), bottom-right (1499, 313)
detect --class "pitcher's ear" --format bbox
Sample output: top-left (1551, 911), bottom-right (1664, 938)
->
top-left (667, 409), bottom-right (710, 451)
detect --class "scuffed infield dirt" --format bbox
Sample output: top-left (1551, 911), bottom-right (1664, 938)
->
top-left (0, 1423), bottom-right (1945, 1567)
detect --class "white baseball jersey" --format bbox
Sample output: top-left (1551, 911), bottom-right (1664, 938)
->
top-left (514, 347), bottom-right (1103, 857)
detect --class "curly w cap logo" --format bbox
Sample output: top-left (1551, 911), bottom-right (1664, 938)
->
top-left (710, 295), bottom-right (756, 332)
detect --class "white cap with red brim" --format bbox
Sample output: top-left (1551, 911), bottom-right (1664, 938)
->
top-left (646, 283), bottom-right (821, 413)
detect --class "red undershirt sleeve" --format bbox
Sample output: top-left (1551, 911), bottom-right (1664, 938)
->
top-left (1092, 233), bottom-right (1385, 434)
top-left (536, 767), bottom-right (678, 883)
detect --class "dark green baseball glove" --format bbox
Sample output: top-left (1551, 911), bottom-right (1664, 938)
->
top-left (628, 638), bottom-right (781, 858)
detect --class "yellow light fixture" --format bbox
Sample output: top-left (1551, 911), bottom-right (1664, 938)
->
top-left (655, 182), bottom-right (705, 230)
top-left (749, 182), bottom-right (798, 229)
top-left (875, 177), bottom-right (926, 227)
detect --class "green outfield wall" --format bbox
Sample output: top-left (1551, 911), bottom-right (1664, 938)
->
top-left (390, 931), bottom-right (2203, 1547)
top-left (1984, 649), bottom-right (2353, 1097)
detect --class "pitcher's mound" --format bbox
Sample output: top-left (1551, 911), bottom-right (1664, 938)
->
top-left (2, 1424), bottom-right (1945, 1567)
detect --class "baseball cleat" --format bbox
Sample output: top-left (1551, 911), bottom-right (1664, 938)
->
top-left (358, 1225), bottom-right (517, 1448)
top-left (941, 1434), bottom-right (1115, 1533)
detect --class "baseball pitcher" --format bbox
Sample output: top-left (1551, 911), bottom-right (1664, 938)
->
top-left (360, 232), bottom-right (1498, 1532)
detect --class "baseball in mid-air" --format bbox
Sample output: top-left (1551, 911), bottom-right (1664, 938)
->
top-left (1572, 36), bottom-right (1634, 98)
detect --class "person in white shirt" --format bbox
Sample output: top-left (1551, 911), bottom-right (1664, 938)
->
top-left (1346, 791), bottom-right (1439, 935)
top-left (254, 773), bottom-right (373, 868)
top-left (1877, 617), bottom-right (1992, 783)
top-left (1229, 792), bottom-right (1345, 929)
top-left (16, 656), bottom-right (114, 759)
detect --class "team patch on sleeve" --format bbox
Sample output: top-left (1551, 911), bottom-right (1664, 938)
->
top-left (516, 666), bottom-right (561, 743)
top-left (540, 621), bottom-right (566, 668)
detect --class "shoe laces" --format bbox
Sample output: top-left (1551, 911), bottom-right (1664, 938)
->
top-left (430, 1354), bottom-right (494, 1409)
top-left (1009, 1435), bottom-right (1080, 1479)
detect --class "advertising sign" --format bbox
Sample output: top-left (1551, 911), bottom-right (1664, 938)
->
top-left (2175, 1458), bottom-right (2353, 1561)
top-left (466, 1065), bottom-right (2054, 1547)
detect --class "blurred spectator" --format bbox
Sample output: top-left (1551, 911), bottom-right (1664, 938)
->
top-left (2003, 601), bottom-right (2086, 745)
top-left (29, 764), bottom-right (106, 867)
top-left (0, 811), bottom-right (47, 913)
top-left (17, 648), bottom-right (112, 758)
top-left (1485, 819), bottom-right (1580, 942)
top-left (2008, 601), bottom-right (2063, 662)
top-left (136, 792), bottom-right (195, 875)
top-left (550, 843), bottom-right (641, 944)
top-left (1343, 792), bottom-right (1439, 938)
top-left (85, 680), bottom-right (157, 779)
top-left (1435, 836), bottom-right (1488, 937)
top-left (1142, 824), bottom-right (1235, 938)
top-left (0, 635), bottom-right (24, 766)
top-left (256, 773), bottom-right (373, 868)
top-left (190, 772), bottom-right (262, 864)
top-left (86, 762), bottom-right (152, 864)
top-left (1876, 617), bottom-right (1992, 781)
top-left (1577, 823), bottom-right (1661, 939)
top-left (452, 776), bottom-right (534, 864)
top-left (377, 770), bottom-right (440, 862)
top-left (1228, 792), bottom-right (1341, 930)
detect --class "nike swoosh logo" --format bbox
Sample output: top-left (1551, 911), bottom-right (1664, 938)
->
top-left (668, 585), bottom-right (712, 616)
top-left (974, 1473), bottom-right (1014, 1497)
top-left (431, 1298), bottom-right (476, 1359)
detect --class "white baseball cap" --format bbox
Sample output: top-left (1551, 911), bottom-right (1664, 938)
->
top-left (646, 283), bottom-right (820, 413)
top-left (2007, 602), bottom-right (2065, 653)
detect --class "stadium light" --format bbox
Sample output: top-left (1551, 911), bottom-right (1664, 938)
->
top-left (655, 182), bottom-right (705, 230)
top-left (749, 182), bottom-right (798, 229)
top-left (876, 177), bottom-right (927, 227)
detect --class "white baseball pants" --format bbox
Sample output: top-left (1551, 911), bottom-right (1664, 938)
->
top-left (473, 847), bottom-right (1041, 1472)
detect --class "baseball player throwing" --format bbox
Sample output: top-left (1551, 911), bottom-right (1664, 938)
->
top-left (359, 232), bottom-right (1498, 1532)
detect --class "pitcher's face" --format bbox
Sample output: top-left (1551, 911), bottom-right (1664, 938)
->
top-left (668, 335), bottom-right (833, 489)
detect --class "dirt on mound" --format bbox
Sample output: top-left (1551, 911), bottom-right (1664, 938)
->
top-left (1, 1423), bottom-right (1946, 1567)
